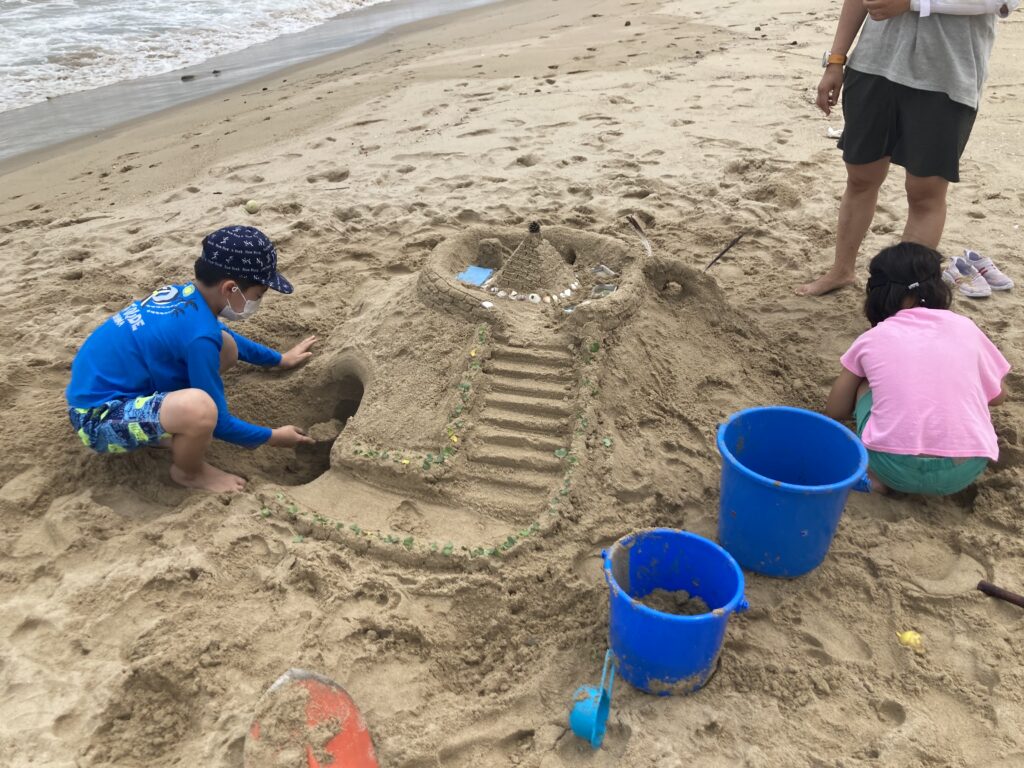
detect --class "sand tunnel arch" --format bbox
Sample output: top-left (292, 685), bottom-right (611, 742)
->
top-left (334, 375), bottom-right (364, 425)
top-left (264, 351), bottom-right (371, 486)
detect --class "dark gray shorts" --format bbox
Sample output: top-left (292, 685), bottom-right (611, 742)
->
top-left (838, 68), bottom-right (977, 183)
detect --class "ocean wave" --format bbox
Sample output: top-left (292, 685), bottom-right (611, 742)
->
top-left (0, 0), bottom-right (392, 112)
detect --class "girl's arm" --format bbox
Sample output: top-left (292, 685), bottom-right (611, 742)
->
top-left (825, 368), bottom-right (865, 421)
top-left (990, 379), bottom-right (1008, 406)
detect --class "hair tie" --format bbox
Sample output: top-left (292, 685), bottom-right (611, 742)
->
top-left (868, 276), bottom-right (926, 292)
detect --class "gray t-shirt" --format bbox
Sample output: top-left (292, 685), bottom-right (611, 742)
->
top-left (848, 13), bottom-right (996, 109)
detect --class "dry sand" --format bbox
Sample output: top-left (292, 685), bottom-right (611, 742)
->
top-left (2, 0), bottom-right (1024, 765)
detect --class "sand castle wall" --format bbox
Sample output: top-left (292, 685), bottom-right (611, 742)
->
top-left (418, 223), bottom-right (650, 336)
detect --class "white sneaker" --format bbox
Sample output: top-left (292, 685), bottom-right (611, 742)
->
top-left (964, 249), bottom-right (1014, 291)
top-left (943, 256), bottom-right (992, 298)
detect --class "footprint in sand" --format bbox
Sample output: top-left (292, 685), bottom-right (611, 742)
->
top-left (773, 127), bottom-right (794, 145)
top-left (388, 499), bottom-right (425, 535)
top-left (458, 128), bottom-right (495, 138)
top-left (127, 237), bottom-right (160, 254)
top-left (306, 168), bottom-right (350, 184)
top-left (874, 699), bottom-right (908, 726)
top-left (900, 537), bottom-right (988, 596)
top-left (799, 613), bottom-right (874, 663)
top-left (296, 300), bottom-right (319, 321)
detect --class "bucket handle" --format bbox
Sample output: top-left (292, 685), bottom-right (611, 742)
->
top-left (853, 472), bottom-right (872, 494)
top-left (600, 649), bottom-right (616, 698)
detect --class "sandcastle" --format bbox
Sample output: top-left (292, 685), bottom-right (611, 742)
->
top-left (244, 221), bottom-right (654, 562)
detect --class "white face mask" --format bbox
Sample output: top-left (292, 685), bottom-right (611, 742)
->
top-left (219, 287), bottom-right (262, 321)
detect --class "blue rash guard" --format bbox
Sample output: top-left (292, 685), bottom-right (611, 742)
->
top-left (66, 282), bottom-right (281, 447)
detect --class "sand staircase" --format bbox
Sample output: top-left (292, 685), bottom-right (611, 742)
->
top-left (461, 340), bottom-right (576, 516)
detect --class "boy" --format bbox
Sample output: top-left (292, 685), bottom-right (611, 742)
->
top-left (66, 225), bottom-right (317, 493)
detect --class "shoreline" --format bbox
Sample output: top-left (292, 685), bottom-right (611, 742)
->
top-left (0, 0), bottom-right (503, 169)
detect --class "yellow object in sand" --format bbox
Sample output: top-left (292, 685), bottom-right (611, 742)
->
top-left (896, 630), bottom-right (923, 650)
top-left (244, 200), bottom-right (261, 214)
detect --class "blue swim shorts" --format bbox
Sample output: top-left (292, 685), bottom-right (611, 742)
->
top-left (68, 394), bottom-right (169, 454)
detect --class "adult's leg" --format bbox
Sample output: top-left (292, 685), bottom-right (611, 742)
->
top-left (220, 331), bottom-right (238, 374)
top-left (160, 388), bottom-right (246, 492)
top-left (796, 157), bottom-right (891, 296)
top-left (902, 172), bottom-right (948, 249)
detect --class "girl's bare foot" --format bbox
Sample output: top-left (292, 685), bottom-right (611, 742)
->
top-left (170, 461), bottom-right (246, 492)
top-left (796, 269), bottom-right (856, 296)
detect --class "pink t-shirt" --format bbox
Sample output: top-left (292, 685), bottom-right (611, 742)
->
top-left (841, 308), bottom-right (1010, 460)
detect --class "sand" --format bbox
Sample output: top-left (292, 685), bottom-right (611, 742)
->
top-left (638, 589), bottom-right (712, 617)
top-left (1, 0), bottom-right (1024, 765)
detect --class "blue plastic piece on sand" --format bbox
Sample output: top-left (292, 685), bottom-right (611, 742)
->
top-left (456, 266), bottom-right (493, 286)
top-left (569, 649), bottom-right (615, 749)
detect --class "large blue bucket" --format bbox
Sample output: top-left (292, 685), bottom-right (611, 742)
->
top-left (603, 529), bottom-right (748, 695)
top-left (717, 406), bottom-right (870, 578)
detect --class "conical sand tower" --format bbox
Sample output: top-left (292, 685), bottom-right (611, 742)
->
top-left (493, 222), bottom-right (576, 296)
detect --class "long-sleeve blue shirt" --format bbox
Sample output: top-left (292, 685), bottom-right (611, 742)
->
top-left (66, 283), bottom-right (281, 447)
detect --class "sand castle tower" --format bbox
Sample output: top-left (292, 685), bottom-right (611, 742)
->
top-left (493, 222), bottom-right (576, 296)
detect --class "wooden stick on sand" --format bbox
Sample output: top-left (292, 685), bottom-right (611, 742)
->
top-left (977, 580), bottom-right (1024, 609)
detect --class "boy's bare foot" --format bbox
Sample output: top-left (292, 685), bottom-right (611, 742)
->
top-left (795, 269), bottom-right (856, 296)
top-left (170, 461), bottom-right (246, 492)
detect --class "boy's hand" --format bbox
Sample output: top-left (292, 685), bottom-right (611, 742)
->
top-left (817, 67), bottom-right (844, 115)
top-left (279, 336), bottom-right (317, 370)
top-left (864, 0), bottom-right (910, 20)
top-left (269, 426), bottom-right (315, 447)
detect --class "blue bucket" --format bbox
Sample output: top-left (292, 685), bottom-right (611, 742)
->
top-left (603, 529), bottom-right (748, 695)
top-left (717, 406), bottom-right (870, 578)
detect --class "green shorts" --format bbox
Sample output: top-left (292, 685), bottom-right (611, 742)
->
top-left (855, 390), bottom-right (987, 495)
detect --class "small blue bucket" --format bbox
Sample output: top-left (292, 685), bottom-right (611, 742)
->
top-left (717, 406), bottom-right (870, 578)
top-left (603, 529), bottom-right (748, 695)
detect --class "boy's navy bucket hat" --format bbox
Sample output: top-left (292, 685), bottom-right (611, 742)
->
top-left (200, 225), bottom-right (293, 294)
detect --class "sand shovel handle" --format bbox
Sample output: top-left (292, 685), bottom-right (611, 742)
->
top-left (600, 649), bottom-right (616, 697)
top-left (977, 580), bottom-right (1024, 609)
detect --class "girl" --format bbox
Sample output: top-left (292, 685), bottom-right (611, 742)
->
top-left (825, 242), bottom-right (1010, 494)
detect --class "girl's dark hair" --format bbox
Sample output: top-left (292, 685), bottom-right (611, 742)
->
top-left (864, 242), bottom-right (951, 326)
top-left (193, 257), bottom-right (260, 290)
